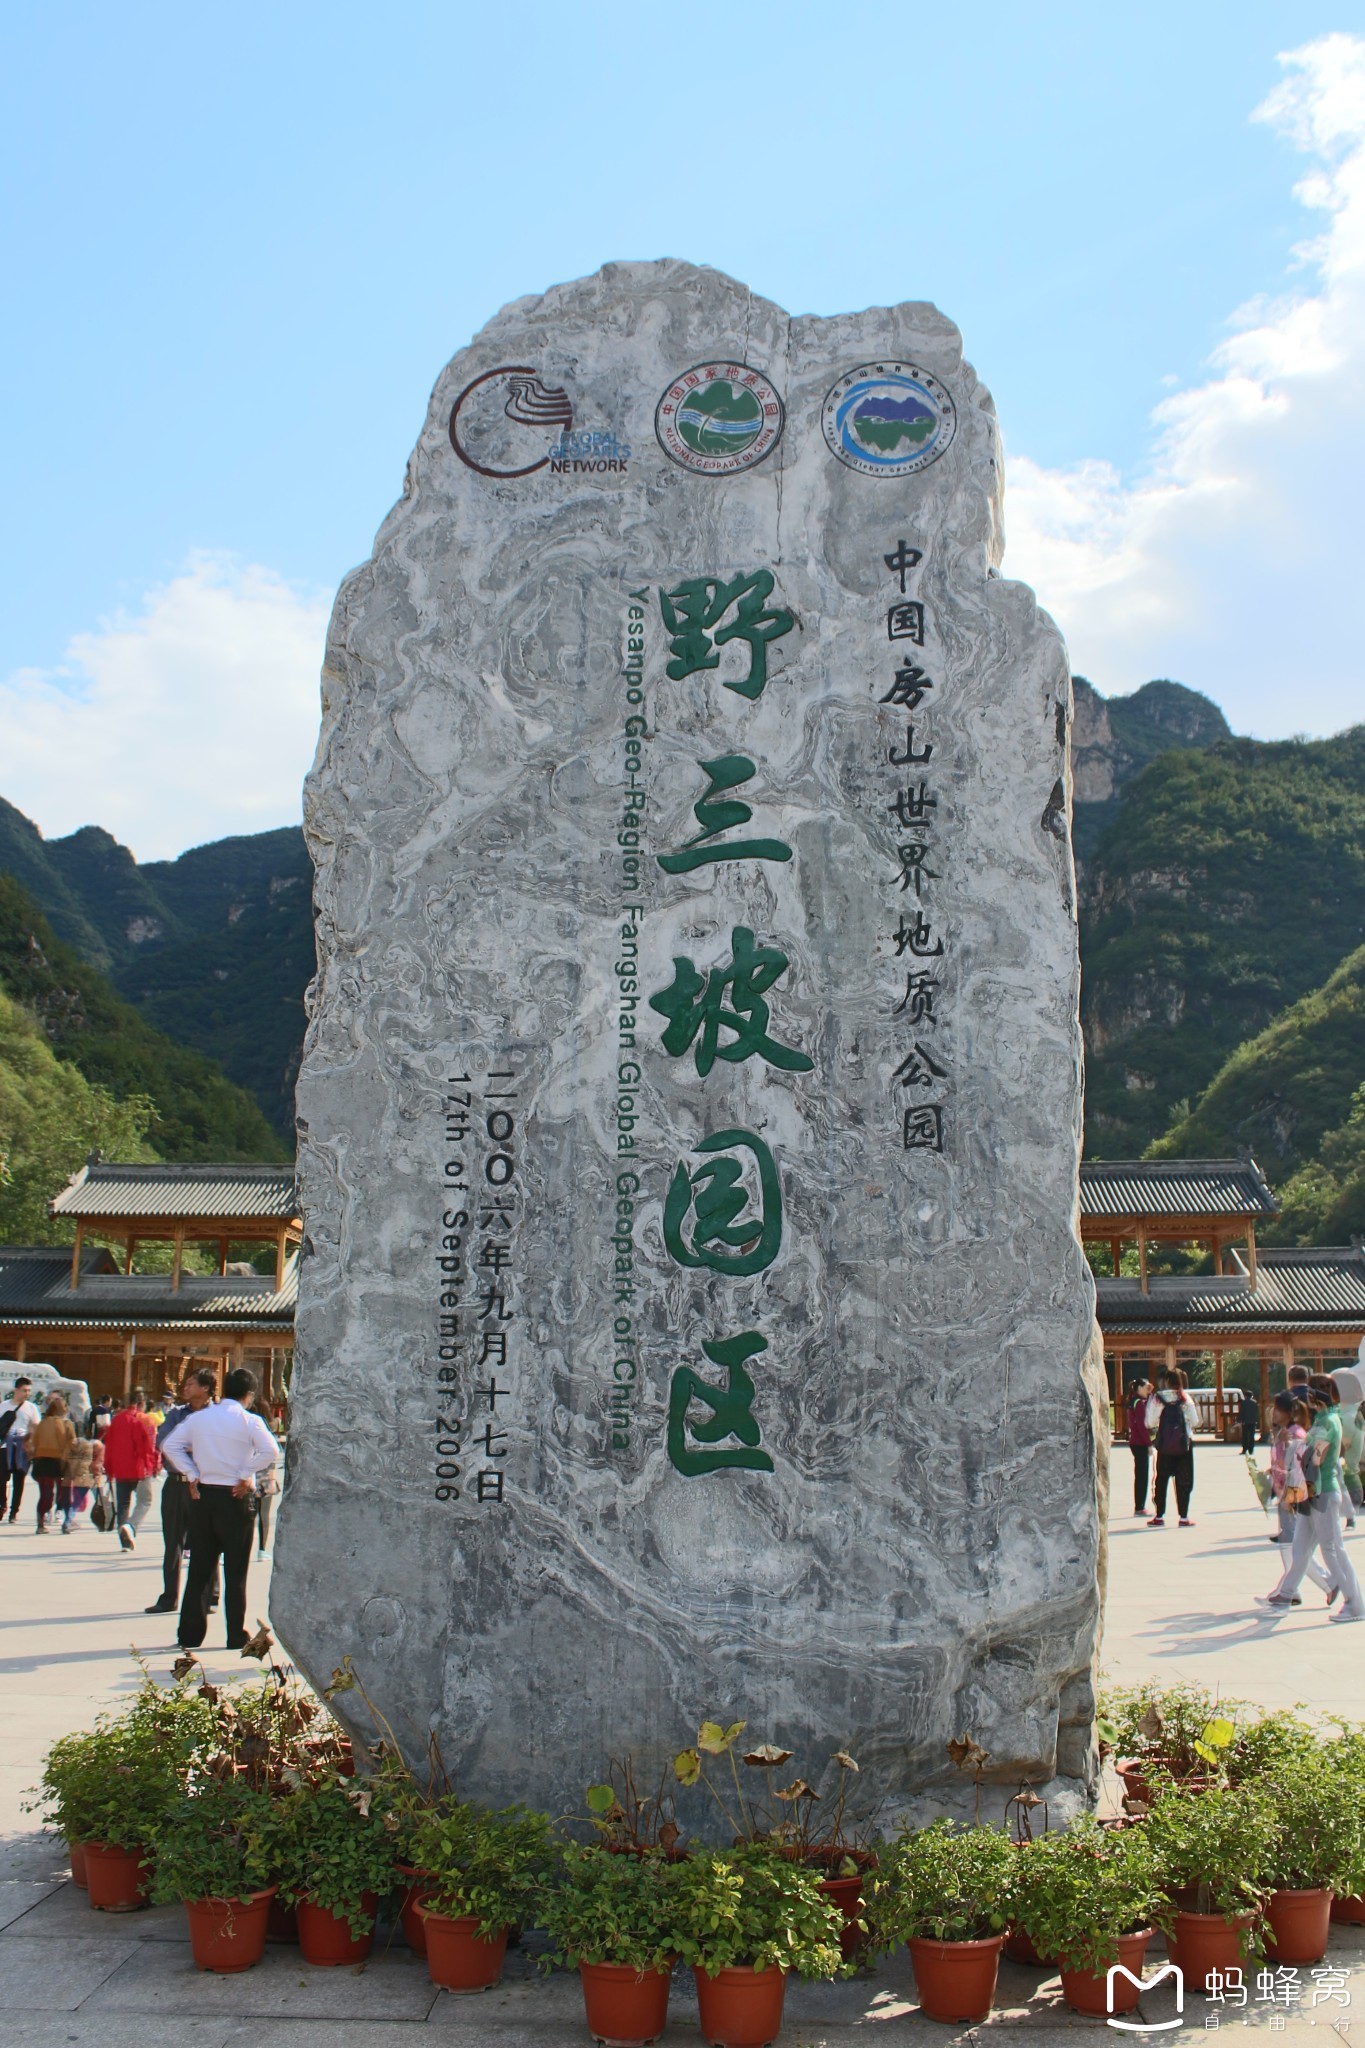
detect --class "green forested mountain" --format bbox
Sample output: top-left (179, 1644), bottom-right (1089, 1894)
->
top-left (0, 877), bottom-right (287, 1161)
top-left (1078, 728), bottom-right (1365, 1158)
top-left (0, 799), bottom-right (312, 1137)
top-left (1, 679), bottom-right (1362, 1239)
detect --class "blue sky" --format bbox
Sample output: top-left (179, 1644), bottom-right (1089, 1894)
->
top-left (3, 2), bottom-right (1363, 857)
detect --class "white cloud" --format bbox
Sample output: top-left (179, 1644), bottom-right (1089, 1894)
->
top-left (1004, 32), bottom-right (1365, 739)
top-left (2, 556), bottom-right (328, 862)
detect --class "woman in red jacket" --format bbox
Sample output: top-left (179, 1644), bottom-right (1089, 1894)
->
top-left (101, 1390), bottom-right (161, 1551)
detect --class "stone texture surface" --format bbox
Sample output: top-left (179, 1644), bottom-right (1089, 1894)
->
top-left (273, 260), bottom-right (1105, 1819)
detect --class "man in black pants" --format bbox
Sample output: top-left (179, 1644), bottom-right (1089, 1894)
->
top-left (160, 1366), bottom-right (280, 1651)
top-left (146, 1367), bottom-right (219, 1616)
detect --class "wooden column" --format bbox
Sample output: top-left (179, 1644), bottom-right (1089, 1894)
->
top-left (1247, 1225), bottom-right (1259, 1292)
top-left (1111, 1236), bottom-right (1123, 1276)
top-left (69, 1221), bottom-right (84, 1291)
top-left (218, 1238), bottom-right (229, 1276)
top-left (1213, 1233), bottom-right (1224, 1277)
top-left (1213, 1350), bottom-right (1225, 1438)
top-left (171, 1226), bottom-right (185, 1293)
top-left (1282, 1339), bottom-right (1295, 1391)
top-left (274, 1226), bottom-right (288, 1294)
top-left (1139, 1229), bottom-right (1150, 1296)
top-left (1164, 1340), bottom-right (1177, 1377)
top-left (124, 1236), bottom-right (136, 1274)
top-left (120, 1333), bottom-right (134, 1401)
top-left (1259, 1352), bottom-right (1271, 1433)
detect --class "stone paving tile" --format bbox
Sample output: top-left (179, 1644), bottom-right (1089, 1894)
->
top-left (18, 1883), bottom-right (191, 1941)
top-left (0, 1877), bottom-right (63, 1931)
top-left (0, 1932), bottom-right (147, 2010)
top-left (81, 1939), bottom-right (441, 2020)
top-left (7, 2020), bottom-right (234, 2048)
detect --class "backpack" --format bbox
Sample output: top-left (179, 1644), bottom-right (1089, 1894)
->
top-left (0, 1408), bottom-right (15, 1445)
top-left (1156, 1397), bottom-right (1191, 1455)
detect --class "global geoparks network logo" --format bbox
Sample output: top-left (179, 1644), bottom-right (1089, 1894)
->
top-left (822, 361), bottom-right (958, 477)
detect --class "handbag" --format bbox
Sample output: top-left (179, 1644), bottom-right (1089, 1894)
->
top-left (90, 1482), bottom-right (116, 1533)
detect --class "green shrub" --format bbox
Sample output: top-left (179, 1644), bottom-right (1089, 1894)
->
top-left (272, 1775), bottom-right (399, 1932)
top-left (540, 1844), bottom-right (681, 1974)
top-left (1012, 1819), bottom-right (1160, 1974)
top-left (408, 1801), bottom-right (555, 1938)
top-left (671, 1845), bottom-right (845, 1978)
top-left (867, 1821), bottom-right (1014, 1946)
top-left (149, 1779), bottom-right (281, 1904)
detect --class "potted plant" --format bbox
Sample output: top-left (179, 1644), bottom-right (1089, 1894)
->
top-left (585, 1753), bottom-right (684, 1859)
top-left (149, 1780), bottom-right (281, 1972)
top-left (408, 1801), bottom-right (554, 1992)
top-left (1146, 1782), bottom-right (1275, 1988)
top-left (1327, 1727), bottom-right (1365, 1925)
top-left (541, 1843), bottom-right (681, 2045)
top-left (273, 1773), bottom-right (399, 1965)
top-left (673, 1719), bottom-right (874, 1955)
top-left (1260, 1752), bottom-right (1362, 1964)
top-left (1102, 1683), bottom-right (1238, 1806)
top-left (866, 1821), bottom-right (1014, 2023)
top-left (1011, 1817), bottom-right (1160, 2015)
top-left (672, 1845), bottom-right (844, 2048)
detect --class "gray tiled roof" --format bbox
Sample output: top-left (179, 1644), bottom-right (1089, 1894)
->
top-left (52, 1160), bottom-right (300, 1222)
top-left (1081, 1158), bottom-right (1278, 1223)
top-left (1098, 1247), bottom-right (1365, 1334)
top-left (0, 1246), bottom-right (295, 1331)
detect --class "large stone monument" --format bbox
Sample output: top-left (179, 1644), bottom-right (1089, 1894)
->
top-left (273, 261), bottom-right (1106, 1817)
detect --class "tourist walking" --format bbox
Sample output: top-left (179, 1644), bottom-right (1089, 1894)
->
top-left (160, 1366), bottom-right (280, 1651)
top-left (1258, 1376), bottom-right (1365, 1622)
top-left (1126, 1378), bottom-right (1153, 1515)
top-left (147, 1368), bottom-right (219, 1616)
top-left (1239, 1387), bottom-right (1260, 1457)
top-left (26, 1394), bottom-right (76, 1532)
top-left (1147, 1367), bottom-right (1197, 1527)
top-left (59, 1430), bottom-right (104, 1533)
top-left (1332, 1371), bottom-right (1364, 1531)
top-left (102, 1390), bottom-right (161, 1551)
top-left (1, 1376), bottom-right (41, 1523)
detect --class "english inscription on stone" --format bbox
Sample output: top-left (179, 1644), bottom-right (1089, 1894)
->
top-left (273, 260), bottom-right (1105, 1816)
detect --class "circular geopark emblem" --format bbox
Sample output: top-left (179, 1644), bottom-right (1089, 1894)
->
top-left (449, 364), bottom-right (575, 478)
top-left (821, 362), bottom-right (957, 478)
top-left (655, 361), bottom-right (784, 475)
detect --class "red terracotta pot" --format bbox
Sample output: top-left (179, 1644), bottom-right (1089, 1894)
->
top-left (84, 1840), bottom-right (152, 1913)
top-left (1332, 1894), bottom-right (1365, 1925)
top-left (296, 1891), bottom-right (378, 1966)
top-left (419, 1908), bottom-right (509, 1992)
top-left (908, 1935), bottom-right (1004, 2024)
top-left (1116, 1760), bottom-right (1209, 1808)
top-left (1059, 1928), bottom-right (1152, 2016)
top-left (1168, 1909), bottom-right (1257, 1992)
top-left (1264, 1888), bottom-right (1332, 1965)
top-left (693, 1963), bottom-right (787, 2048)
top-left (266, 1895), bottom-right (298, 1943)
top-left (184, 1889), bottom-right (275, 1973)
top-left (397, 1866), bottom-right (436, 1957)
top-left (579, 1959), bottom-right (672, 2045)
top-left (68, 1840), bottom-right (88, 1890)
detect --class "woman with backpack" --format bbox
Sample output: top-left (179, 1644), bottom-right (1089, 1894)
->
top-left (1259, 1376), bottom-right (1365, 1622)
top-left (1126, 1377), bottom-right (1154, 1516)
top-left (1146, 1367), bottom-right (1197, 1527)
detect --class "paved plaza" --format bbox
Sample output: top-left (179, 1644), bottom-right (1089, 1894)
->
top-left (1, 1443), bottom-right (1362, 2045)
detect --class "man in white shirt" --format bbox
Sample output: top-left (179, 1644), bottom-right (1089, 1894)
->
top-left (2, 1378), bottom-right (43, 1524)
top-left (160, 1365), bottom-right (280, 1650)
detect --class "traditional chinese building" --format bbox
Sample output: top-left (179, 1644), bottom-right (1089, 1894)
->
top-left (0, 1160), bottom-right (298, 1402)
top-left (1083, 1158), bottom-right (1365, 1434)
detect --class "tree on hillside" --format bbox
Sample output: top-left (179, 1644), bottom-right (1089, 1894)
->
top-left (0, 991), bottom-right (156, 1243)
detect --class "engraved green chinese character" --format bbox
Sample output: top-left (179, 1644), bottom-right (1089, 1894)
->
top-left (659, 571), bottom-right (795, 701)
top-left (667, 1331), bottom-right (774, 1477)
top-left (663, 1129), bottom-right (783, 1278)
top-left (657, 755), bottom-right (793, 874)
top-left (649, 924), bottom-right (813, 1077)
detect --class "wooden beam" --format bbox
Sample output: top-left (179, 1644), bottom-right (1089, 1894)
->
top-left (1138, 1229), bottom-right (1149, 1296)
top-left (171, 1226), bottom-right (185, 1293)
top-left (69, 1221), bottom-right (84, 1292)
